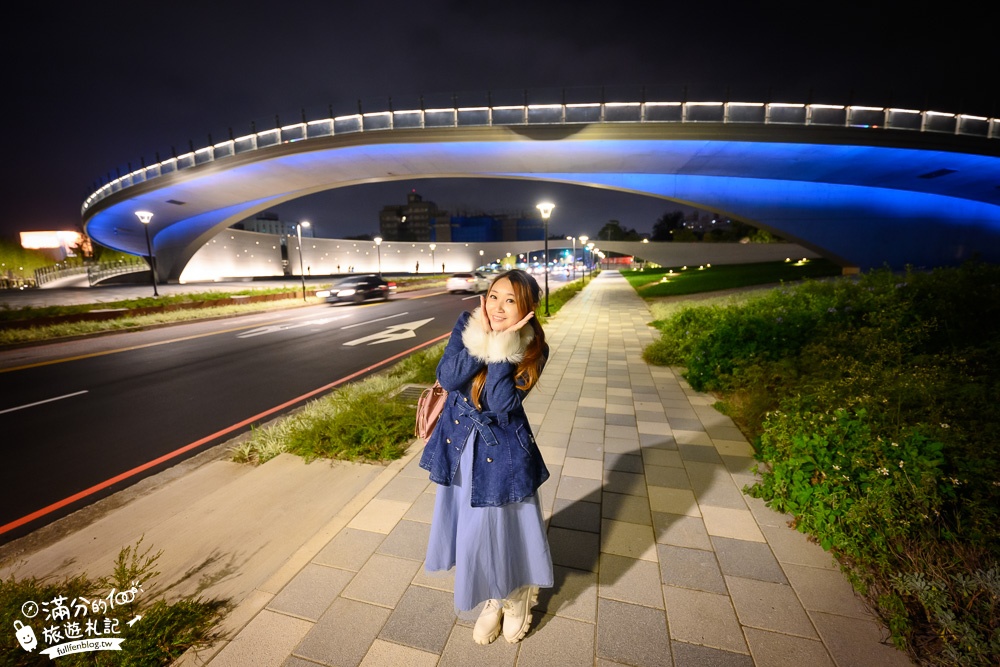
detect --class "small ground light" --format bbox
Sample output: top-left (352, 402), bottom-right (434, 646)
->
top-left (785, 257), bottom-right (791, 262)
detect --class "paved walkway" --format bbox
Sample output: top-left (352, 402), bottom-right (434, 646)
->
top-left (185, 271), bottom-right (914, 667)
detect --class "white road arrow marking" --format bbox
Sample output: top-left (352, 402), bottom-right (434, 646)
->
top-left (237, 315), bottom-right (347, 338)
top-left (343, 318), bottom-right (434, 346)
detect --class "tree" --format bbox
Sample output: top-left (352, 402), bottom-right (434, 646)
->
top-left (595, 220), bottom-right (642, 242)
top-left (672, 228), bottom-right (700, 242)
top-left (651, 211), bottom-right (685, 241)
top-left (747, 228), bottom-right (783, 243)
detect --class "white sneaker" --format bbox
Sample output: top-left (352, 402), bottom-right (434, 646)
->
top-left (501, 585), bottom-right (538, 643)
top-left (472, 599), bottom-right (503, 645)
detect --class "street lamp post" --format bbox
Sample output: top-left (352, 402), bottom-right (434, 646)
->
top-left (374, 236), bottom-right (383, 277)
top-left (586, 242), bottom-right (595, 282)
top-left (296, 221), bottom-right (311, 301)
top-left (134, 211), bottom-right (158, 297)
top-left (536, 202), bottom-right (555, 316)
top-left (579, 235), bottom-right (589, 284)
top-left (429, 243), bottom-right (436, 273)
top-left (566, 236), bottom-right (577, 281)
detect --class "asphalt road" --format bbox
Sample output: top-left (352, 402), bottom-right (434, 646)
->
top-left (0, 288), bottom-right (481, 545)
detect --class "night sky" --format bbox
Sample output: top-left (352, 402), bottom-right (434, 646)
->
top-left (4, 1), bottom-right (994, 242)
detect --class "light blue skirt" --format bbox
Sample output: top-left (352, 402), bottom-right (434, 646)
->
top-left (425, 430), bottom-right (554, 611)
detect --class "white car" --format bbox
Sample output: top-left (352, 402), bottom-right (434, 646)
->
top-left (446, 272), bottom-right (490, 294)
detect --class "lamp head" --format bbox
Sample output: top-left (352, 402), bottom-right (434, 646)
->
top-left (536, 202), bottom-right (555, 219)
top-left (374, 236), bottom-right (383, 246)
top-left (579, 235), bottom-right (589, 244)
top-left (135, 211), bottom-right (153, 224)
top-left (300, 220), bottom-right (311, 228)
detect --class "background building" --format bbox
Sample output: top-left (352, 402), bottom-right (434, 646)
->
top-left (379, 190), bottom-right (445, 242)
top-left (379, 190), bottom-right (544, 243)
top-left (445, 213), bottom-right (543, 243)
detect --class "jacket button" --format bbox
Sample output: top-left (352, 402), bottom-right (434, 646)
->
top-left (487, 457), bottom-right (493, 463)
top-left (463, 397), bottom-right (468, 402)
top-left (445, 438), bottom-right (451, 444)
top-left (454, 419), bottom-right (459, 424)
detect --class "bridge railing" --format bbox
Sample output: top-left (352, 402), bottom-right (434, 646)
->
top-left (32, 259), bottom-right (150, 287)
top-left (34, 264), bottom-right (89, 287)
top-left (86, 258), bottom-right (149, 286)
top-left (82, 98), bottom-right (999, 215)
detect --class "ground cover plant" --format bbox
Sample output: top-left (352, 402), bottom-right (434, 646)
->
top-left (0, 287), bottom-right (304, 323)
top-left (643, 261), bottom-right (1000, 665)
top-left (231, 342), bottom-right (445, 465)
top-left (624, 257), bottom-right (843, 297)
top-left (1, 538), bottom-right (227, 666)
top-left (0, 277), bottom-right (446, 346)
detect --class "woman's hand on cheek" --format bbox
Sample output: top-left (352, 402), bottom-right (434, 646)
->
top-left (506, 310), bottom-right (535, 333)
top-left (479, 296), bottom-right (492, 332)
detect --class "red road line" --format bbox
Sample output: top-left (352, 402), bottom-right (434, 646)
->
top-left (0, 333), bottom-right (451, 537)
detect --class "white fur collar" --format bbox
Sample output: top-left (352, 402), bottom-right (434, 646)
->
top-left (462, 307), bottom-right (535, 364)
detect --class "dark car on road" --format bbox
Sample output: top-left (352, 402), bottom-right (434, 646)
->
top-left (321, 275), bottom-right (396, 304)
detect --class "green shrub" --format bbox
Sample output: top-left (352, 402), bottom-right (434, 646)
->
top-left (884, 543), bottom-right (1000, 664)
top-left (750, 408), bottom-right (951, 573)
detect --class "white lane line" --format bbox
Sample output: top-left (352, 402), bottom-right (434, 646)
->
top-left (0, 390), bottom-right (90, 415)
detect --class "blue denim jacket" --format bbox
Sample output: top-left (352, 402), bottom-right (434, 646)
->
top-left (419, 310), bottom-right (549, 507)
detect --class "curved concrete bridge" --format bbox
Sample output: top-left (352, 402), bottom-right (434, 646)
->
top-left (81, 99), bottom-right (1000, 282)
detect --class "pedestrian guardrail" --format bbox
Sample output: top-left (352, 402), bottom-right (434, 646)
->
top-left (30, 260), bottom-right (149, 287)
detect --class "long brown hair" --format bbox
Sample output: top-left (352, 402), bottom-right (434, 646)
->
top-left (470, 269), bottom-right (548, 410)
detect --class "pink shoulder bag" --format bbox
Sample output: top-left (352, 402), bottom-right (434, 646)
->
top-left (414, 381), bottom-right (448, 439)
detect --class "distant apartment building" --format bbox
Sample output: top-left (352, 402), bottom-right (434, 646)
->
top-left (378, 190), bottom-right (445, 242)
top-left (444, 213), bottom-right (544, 243)
top-left (378, 190), bottom-right (544, 243)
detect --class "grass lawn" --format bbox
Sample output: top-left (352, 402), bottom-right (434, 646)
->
top-left (623, 258), bottom-right (844, 297)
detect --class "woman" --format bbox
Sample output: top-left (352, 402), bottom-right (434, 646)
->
top-left (421, 269), bottom-right (552, 645)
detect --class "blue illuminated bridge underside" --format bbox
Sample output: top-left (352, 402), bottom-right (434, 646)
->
top-left (82, 113), bottom-right (1000, 282)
